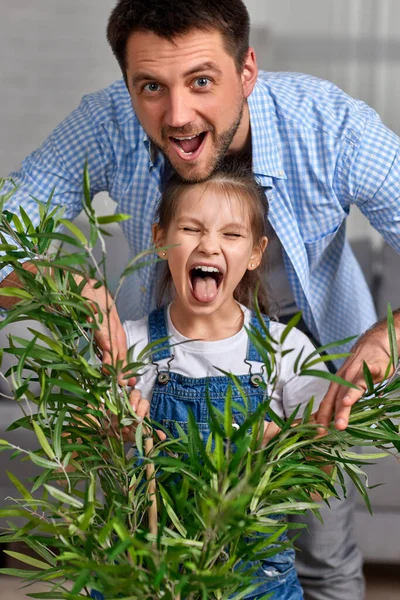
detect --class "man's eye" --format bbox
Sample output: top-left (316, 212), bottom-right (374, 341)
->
top-left (192, 77), bottom-right (211, 89)
top-left (143, 82), bottom-right (161, 93)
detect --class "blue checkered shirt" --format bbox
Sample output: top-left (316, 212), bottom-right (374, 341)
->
top-left (4, 71), bottom-right (400, 356)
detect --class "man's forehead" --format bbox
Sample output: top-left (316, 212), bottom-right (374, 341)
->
top-left (126, 28), bottom-right (232, 70)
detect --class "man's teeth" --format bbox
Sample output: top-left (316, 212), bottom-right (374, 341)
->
top-left (178, 147), bottom-right (193, 155)
top-left (176, 135), bottom-right (199, 141)
top-left (194, 266), bottom-right (220, 273)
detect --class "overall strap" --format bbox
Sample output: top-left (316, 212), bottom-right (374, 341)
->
top-left (246, 311), bottom-right (270, 363)
top-left (147, 306), bottom-right (172, 361)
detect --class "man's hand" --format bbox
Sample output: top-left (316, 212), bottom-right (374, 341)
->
top-left (317, 315), bottom-right (400, 431)
top-left (81, 278), bottom-right (136, 387)
top-left (262, 420), bottom-right (281, 445)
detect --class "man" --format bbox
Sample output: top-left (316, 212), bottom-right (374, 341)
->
top-left (2, 1), bottom-right (400, 598)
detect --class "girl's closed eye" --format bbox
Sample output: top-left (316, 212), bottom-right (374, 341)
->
top-left (224, 232), bottom-right (243, 238)
top-left (182, 226), bottom-right (200, 233)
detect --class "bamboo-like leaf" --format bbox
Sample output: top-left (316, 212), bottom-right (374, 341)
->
top-left (224, 386), bottom-right (233, 438)
top-left (250, 465), bottom-right (273, 511)
top-left (362, 361), bottom-right (375, 396)
top-left (19, 206), bottom-right (35, 233)
top-left (299, 369), bottom-right (359, 389)
top-left (121, 257), bottom-right (161, 278)
top-left (4, 550), bottom-right (50, 570)
top-left (279, 312), bottom-right (303, 344)
top-left (97, 214), bottom-right (131, 224)
top-left (60, 219), bottom-right (88, 246)
top-left (53, 407), bottom-right (67, 459)
top-left (0, 287), bottom-right (33, 300)
top-left (0, 567), bottom-right (45, 578)
top-left (159, 485), bottom-right (187, 537)
top-left (387, 303), bottom-right (399, 370)
top-left (44, 485), bottom-right (84, 509)
top-left (301, 353), bottom-right (349, 369)
top-left (6, 471), bottom-right (33, 502)
top-left (135, 422), bottom-right (144, 456)
top-left (33, 422), bottom-right (56, 461)
top-left (82, 161), bottom-right (94, 216)
top-left (70, 567), bottom-right (91, 594)
top-left (0, 508), bottom-right (32, 518)
top-left (29, 453), bottom-right (60, 470)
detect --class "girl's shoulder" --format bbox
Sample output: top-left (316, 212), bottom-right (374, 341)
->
top-left (123, 314), bottom-right (150, 353)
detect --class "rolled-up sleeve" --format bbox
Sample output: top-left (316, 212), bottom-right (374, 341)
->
top-left (336, 106), bottom-right (400, 253)
top-left (0, 93), bottom-right (116, 282)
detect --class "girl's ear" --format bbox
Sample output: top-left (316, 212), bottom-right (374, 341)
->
top-left (248, 236), bottom-right (268, 270)
top-left (152, 223), bottom-right (168, 259)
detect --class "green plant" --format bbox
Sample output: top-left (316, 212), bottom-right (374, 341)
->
top-left (0, 172), bottom-right (399, 599)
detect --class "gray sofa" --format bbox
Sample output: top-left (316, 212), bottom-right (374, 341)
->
top-left (0, 225), bottom-right (399, 563)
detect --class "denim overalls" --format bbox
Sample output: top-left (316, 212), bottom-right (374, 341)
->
top-left (91, 308), bottom-right (303, 600)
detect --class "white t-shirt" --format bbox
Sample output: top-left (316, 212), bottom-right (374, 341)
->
top-left (123, 304), bottom-right (329, 419)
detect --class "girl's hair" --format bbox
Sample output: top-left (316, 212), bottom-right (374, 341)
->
top-left (155, 161), bottom-right (270, 314)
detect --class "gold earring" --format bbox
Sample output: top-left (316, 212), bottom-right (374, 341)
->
top-left (250, 263), bottom-right (254, 268)
top-left (162, 252), bottom-right (166, 257)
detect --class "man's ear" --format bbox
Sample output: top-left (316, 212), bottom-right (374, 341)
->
top-left (248, 236), bottom-right (268, 270)
top-left (152, 223), bottom-right (167, 259)
top-left (241, 47), bottom-right (258, 99)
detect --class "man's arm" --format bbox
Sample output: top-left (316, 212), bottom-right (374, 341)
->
top-left (0, 86), bottom-right (131, 372)
top-left (0, 264), bottom-right (133, 386)
top-left (317, 309), bottom-right (400, 430)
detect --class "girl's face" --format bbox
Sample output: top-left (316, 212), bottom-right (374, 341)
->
top-left (153, 185), bottom-right (267, 318)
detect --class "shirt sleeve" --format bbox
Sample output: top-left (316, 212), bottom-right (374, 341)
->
top-left (335, 105), bottom-right (400, 253)
top-left (270, 326), bottom-right (330, 419)
top-left (0, 92), bottom-right (117, 282)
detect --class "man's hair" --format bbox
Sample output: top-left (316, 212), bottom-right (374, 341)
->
top-left (155, 160), bottom-right (270, 315)
top-left (106, 0), bottom-right (250, 78)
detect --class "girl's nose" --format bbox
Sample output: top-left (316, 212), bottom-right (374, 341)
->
top-left (198, 233), bottom-right (220, 255)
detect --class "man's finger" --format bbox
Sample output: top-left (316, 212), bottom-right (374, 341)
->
top-left (316, 381), bottom-right (339, 430)
top-left (333, 378), bottom-right (368, 429)
top-left (262, 421), bottom-right (281, 446)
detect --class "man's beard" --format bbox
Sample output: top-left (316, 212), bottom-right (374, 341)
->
top-left (149, 99), bottom-right (246, 183)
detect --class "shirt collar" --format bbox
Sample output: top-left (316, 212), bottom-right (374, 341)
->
top-left (143, 134), bottom-right (157, 167)
top-left (248, 80), bottom-right (287, 185)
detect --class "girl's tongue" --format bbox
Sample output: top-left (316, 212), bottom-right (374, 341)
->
top-left (192, 275), bottom-right (218, 303)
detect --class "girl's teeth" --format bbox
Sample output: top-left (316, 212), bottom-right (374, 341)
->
top-left (195, 266), bottom-right (219, 273)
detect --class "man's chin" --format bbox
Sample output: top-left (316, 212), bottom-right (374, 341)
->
top-left (168, 156), bottom-right (216, 183)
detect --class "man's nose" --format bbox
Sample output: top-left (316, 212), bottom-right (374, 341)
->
top-left (165, 89), bottom-right (196, 129)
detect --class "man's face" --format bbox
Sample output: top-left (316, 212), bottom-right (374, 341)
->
top-left (125, 29), bottom-right (257, 182)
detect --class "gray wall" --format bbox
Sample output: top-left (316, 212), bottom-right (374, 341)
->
top-left (0, 1), bottom-right (119, 173)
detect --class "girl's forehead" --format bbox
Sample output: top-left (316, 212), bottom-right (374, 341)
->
top-left (176, 184), bottom-right (251, 217)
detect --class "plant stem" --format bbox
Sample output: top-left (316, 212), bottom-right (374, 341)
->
top-left (145, 436), bottom-right (158, 538)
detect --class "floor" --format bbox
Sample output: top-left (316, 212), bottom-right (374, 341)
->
top-left (0, 566), bottom-right (399, 599)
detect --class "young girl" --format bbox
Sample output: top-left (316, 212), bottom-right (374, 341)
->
top-left (117, 164), bottom-right (330, 600)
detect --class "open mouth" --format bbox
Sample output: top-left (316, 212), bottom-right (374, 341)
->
top-left (189, 265), bottom-right (223, 303)
top-left (170, 132), bottom-right (207, 159)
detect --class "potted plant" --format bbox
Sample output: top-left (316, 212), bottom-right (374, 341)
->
top-left (0, 172), bottom-right (399, 599)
